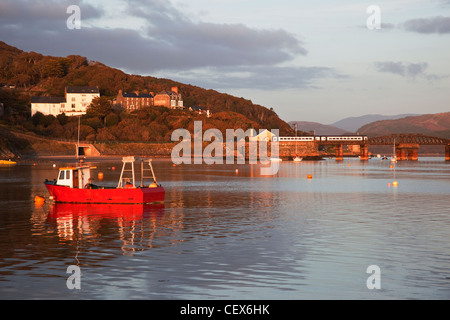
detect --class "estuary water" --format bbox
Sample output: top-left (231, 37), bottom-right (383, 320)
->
top-left (0, 157), bottom-right (449, 300)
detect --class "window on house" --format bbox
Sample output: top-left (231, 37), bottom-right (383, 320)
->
top-left (72, 104), bottom-right (75, 109)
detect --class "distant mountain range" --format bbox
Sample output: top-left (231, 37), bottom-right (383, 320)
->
top-left (330, 114), bottom-right (421, 132)
top-left (358, 112), bottom-right (450, 138)
top-left (290, 113), bottom-right (450, 138)
top-left (289, 121), bottom-right (348, 135)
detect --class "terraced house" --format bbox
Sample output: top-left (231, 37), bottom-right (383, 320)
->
top-left (115, 90), bottom-right (154, 111)
top-left (31, 86), bottom-right (100, 117)
top-left (153, 87), bottom-right (184, 109)
top-left (115, 86), bottom-right (184, 111)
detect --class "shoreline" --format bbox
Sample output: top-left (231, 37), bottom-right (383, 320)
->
top-left (10, 153), bottom-right (446, 165)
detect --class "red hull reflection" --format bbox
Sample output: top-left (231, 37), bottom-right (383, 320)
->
top-left (46, 203), bottom-right (166, 247)
top-left (48, 202), bottom-right (165, 221)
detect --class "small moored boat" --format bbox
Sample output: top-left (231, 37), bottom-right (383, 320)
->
top-left (0, 159), bottom-right (16, 166)
top-left (44, 156), bottom-right (165, 204)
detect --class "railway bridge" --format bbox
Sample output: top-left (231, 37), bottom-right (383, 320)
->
top-left (277, 134), bottom-right (450, 161)
top-left (366, 134), bottom-right (450, 161)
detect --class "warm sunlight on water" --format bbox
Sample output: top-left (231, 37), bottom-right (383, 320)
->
top-left (1, 158), bottom-right (449, 299)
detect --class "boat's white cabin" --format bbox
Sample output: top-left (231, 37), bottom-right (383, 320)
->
top-left (57, 166), bottom-right (91, 189)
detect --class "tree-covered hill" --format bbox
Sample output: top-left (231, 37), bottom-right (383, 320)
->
top-left (0, 41), bottom-right (295, 138)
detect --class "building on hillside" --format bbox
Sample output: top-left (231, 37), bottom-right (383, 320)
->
top-left (31, 86), bottom-right (100, 117)
top-left (65, 86), bottom-right (100, 115)
top-left (115, 90), bottom-right (154, 111)
top-left (30, 97), bottom-right (67, 116)
top-left (249, 129), bottom-right (277, 142)
top-left (153, 87), bottom-right (183, 109)
top-left (189, 105), bottom-right (205, 114)
top-left (189, 105), bottom-right (211, 117)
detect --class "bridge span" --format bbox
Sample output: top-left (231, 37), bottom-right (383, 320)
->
top-left (277, 134), bottom-right (450, 161)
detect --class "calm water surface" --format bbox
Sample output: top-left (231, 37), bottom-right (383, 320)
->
top-left (0, 158), bottom-right (449, 299)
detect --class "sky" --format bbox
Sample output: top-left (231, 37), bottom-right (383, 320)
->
top-left (0, 0), bottom-right (449, 124)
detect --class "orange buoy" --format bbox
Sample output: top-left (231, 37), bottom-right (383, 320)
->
top-left (34, 195), bottom-right (45, 204)
top-left (307, 174), bottom-right (312, 179)
top-left (98, 172), bottom-right (104, 180)
top-left (392, 181), bottom-right (398, 187)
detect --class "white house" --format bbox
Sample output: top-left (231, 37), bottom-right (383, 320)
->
top-left (249, 129), bottom-right (277, 142)
top-left (31, 86), bottom-right (100, 117)
top-left (30, 97), bottom-right (66, 116)
top-left (64, 86), bottom-right (100, 115)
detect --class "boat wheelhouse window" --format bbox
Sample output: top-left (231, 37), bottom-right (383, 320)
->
top-left (66, 170), bottom-right (71, 180)
top-left (59, 171), bottom-right (65, 180)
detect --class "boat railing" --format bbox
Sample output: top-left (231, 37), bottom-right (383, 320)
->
top-left (117, 157), bottom-right (158, 189)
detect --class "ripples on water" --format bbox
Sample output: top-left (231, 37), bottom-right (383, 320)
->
top-left (0, 158), bottom-right (449, 299)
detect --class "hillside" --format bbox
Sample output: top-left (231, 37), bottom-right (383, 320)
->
top-left (331, 114), bottom-right (421, 132)
top-left (289, 121), bottom-right (347, 135)
top-left (357, 112), bottom-right (450, 138)
top-left (0, 41), bottom-right (294, 136)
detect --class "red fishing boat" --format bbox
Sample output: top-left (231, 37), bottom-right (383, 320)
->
top-left (44, 157), bottom-right (165, 204)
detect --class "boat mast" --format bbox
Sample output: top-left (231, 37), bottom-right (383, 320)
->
top-left (76, 116), bottom-right (80, 160)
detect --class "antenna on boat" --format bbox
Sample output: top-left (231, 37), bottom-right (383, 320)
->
top-left (76, 116), bottom-right (80, 161)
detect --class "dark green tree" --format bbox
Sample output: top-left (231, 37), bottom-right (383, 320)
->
top-left (86, 96), bottom-right (112, 124)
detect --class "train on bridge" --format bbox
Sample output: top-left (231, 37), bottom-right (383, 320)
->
top-left (275, 133), bottom-right (449, 161)
top-left (277, 135), bottom-right (368, 142)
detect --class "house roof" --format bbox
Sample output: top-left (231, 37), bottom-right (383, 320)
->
top-left (65, 86), bottom-right (99, 94)
top-left (190, 105), bottom-right (205, 111)
top-left (122, 92), bottom-right (153, 98)
top-left (156, 90), bottom-right (179, 96)
top-left (31, 96), bottom-right (66, 104)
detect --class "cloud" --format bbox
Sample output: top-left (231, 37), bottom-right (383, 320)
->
top-left (0, 0), bottom-right (103, 23)
top-left (373, 61), bottom-right (447, 80)
top-left (402, 16), bottom-right (450, 34)
top-left (0, 0), bottom-right (339, 92)
top-left (127, 0), bottom-right (308, 70)
top-left (170, 65), bottom-right (342, 90)
top-left (0, 0), bottom-right (307, 74)
top-left (358, 22), bottom-right (396, 30)
top-left (374, 61), bottom-right (427, 77)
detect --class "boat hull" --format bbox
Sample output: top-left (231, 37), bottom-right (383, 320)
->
top-left (45, 182), bottom-right (165, 204)
top-left (0, 160), bottom-right (16, 166)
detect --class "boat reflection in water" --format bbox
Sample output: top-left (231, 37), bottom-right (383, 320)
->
top-left (47, 202), bottom-right (165, 220)
top-left (47, 203), bottom-right (166, 254)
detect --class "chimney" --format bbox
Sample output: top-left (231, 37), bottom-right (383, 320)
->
top-left (171, 86), bottom-right (178, 94)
